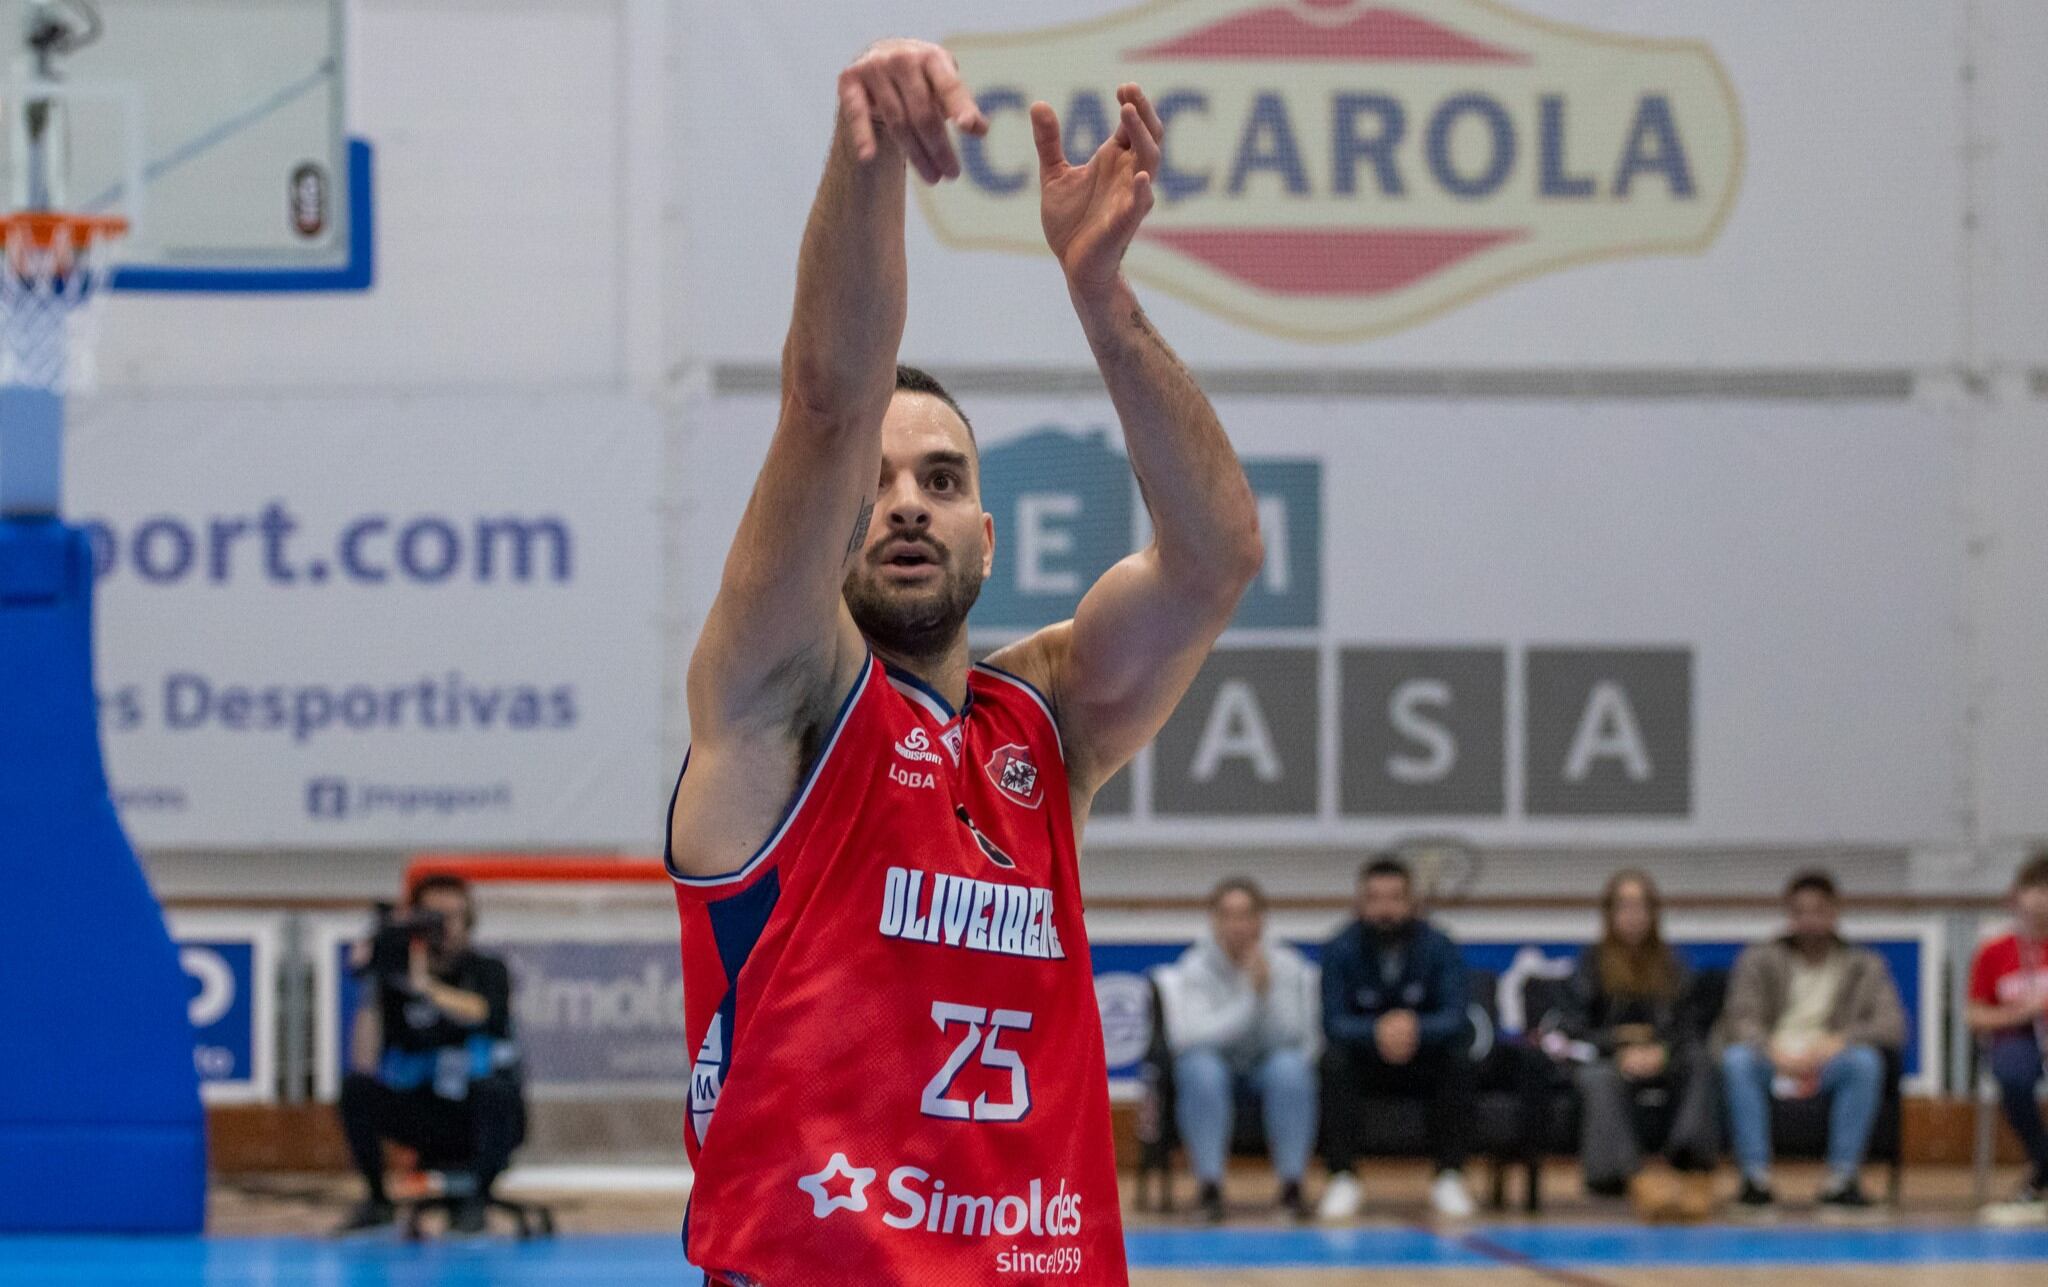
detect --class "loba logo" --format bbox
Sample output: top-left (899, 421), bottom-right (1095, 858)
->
top-left (893, 725), bottom-right (943, 789)
top-left (923, 0), bottom-right (1742, 340)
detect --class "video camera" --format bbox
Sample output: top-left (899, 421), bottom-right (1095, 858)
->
top-left (358, 901), bottom-right (450, 985)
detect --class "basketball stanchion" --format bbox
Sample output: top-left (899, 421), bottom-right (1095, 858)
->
top-left (0, 193), bottom-right (205, 1229)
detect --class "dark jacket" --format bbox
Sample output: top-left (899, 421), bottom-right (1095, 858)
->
top-left (1559, 945), bottom-right (1702, 1056)
top-left (1320, 918), bottom-right (1467, 1050)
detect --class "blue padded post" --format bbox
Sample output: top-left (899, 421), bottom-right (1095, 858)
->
top-left (0, 385), bottom-right (63, 515)
top-left (0, 519), bottom-right (206, 1233)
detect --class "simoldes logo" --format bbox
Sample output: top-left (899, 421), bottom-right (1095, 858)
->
top-left (924, 0), bottom-right (1743, 340)
top-left (799, 1153), bottom-right (1084, 1240)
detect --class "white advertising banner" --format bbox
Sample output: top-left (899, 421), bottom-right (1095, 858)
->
top-left (678, 390), bottom-right (1965, 848)
top-left (676, 0), bottom-right (1965, 367)
top-left (64, 392), bottom-right (664, 849)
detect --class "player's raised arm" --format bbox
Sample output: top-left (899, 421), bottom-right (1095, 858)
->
top-left (686, 41), bottom-right (986, 734)
top-left (986, 86), bottom-right (1262, 803)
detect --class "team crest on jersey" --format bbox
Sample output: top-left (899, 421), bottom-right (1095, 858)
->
top-left (984, 743), bottom-right (1043, 809)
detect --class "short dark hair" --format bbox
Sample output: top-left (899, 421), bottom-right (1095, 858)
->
top-left (2016, 851), bottom-right (2048, 892)
top-left (895, 363), bottom-right (976, 448)
top-left (1359, 854), bottom-right (1412, 887)
top-left (410, 873), bottom-right (475, 926)
top-left (1785, 869), bottom-right (1838, 901)
top-left (1210, 876), bottom-right (1267, 912)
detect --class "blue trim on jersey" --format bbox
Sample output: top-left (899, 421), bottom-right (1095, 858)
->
top-left (681, 869), bottom-right (781, 1264)
top-left (706, 868), bottom-right (781, 991)
top-left (971, 661), bottom-right (1064, 761)
top-left (665, 658), bottom-right (872, 888)
top-left (882, 660), bottom-right (969, 721)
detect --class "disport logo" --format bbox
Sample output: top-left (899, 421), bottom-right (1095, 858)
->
top-left (925, 0), bottom-right (1742, 340)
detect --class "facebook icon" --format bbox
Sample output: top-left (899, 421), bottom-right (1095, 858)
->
top-left (305, 778), bottom-right (348, 819)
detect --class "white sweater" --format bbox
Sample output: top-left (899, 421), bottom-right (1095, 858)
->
top-left (1157, 933), bottom-right (1321, 1066)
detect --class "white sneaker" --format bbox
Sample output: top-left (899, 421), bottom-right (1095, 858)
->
top-left (1430, 1170), bottom-right (1477, 1220)
top-left (1316, 1172), bottom-right (1363, 1222)
top-left (1981, 1185), bottom-right (2048, 1227)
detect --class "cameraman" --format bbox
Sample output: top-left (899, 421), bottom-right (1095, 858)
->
top-left (335, 874), bottom-right (520, 1234)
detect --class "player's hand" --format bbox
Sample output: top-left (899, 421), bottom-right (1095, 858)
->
top-left (1618, 1043), bottom-right (1668, 1081)
top-left (1375, 1010), bottom-right (1420, 1065)
top-left (837, 39), bottom-right (988, 185)
top-left (1030, 83), bottom-right (1162, 294)
top-left (1241, 948), bottom-right (1270, 996)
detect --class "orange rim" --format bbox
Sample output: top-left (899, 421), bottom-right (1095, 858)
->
top-left (0, 210), bottom-right (129, 250)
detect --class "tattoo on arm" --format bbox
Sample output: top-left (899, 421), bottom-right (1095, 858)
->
top-left (845, 499), bottom-right (875, 560)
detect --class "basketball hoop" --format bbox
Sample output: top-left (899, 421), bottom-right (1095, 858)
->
top-left (0, 209), bottom-right (125, 393)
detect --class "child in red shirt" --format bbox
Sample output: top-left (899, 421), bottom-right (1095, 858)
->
top-left (1968, 852), bottom-right (2048, 1221)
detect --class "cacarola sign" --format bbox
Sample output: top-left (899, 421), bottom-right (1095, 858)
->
top-left (923, 0), bottom-right (1743, 340)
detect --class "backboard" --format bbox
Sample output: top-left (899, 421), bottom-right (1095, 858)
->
top-left (0, 0), bottom-right (367, 291)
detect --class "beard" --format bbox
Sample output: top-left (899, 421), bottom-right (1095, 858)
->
top-left (842, 536), bottom-right (985, 662)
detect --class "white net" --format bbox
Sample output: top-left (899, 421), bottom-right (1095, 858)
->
top-left (0, 214), bottom-right (123, 393)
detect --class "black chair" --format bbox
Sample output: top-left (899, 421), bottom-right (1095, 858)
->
top-left (1134, 967), bottom-right (1550, 1213)
top-left (390, 1072), bottom-right (556, 1240)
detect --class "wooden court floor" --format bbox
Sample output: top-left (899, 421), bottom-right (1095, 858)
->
top-left (190, 1162), bottom-right (2048, 1284)
top-left (1133, 1272), bottom-right (2048, 1285)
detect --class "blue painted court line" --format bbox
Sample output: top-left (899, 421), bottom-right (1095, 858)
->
top-left (1124, 1225), bottom-right (1492, 1267)
top-left (1470, 1223), bottom-right (2048, 1268)
top-left (3, 1225), bottom-right (2047, 1283)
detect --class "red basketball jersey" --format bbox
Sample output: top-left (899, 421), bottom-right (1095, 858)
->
top-left (668, 655), bottom-right (1128, 1286)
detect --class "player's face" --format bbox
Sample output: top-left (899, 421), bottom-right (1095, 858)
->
top-left (2015, 884), bottom-right (2048, 938)
top-left (1359, 874), bottom-right (1413, 932)
top-left (1608, 879), bottom-right (1654, 947)
top-left (842, 393), bottom-right (993, 660)
top-left (1786, 889), bottom-right (1838, 947)
top-left (416, 887), bottom-right (471, 958)
top-left (1210, 889), bottom-right (1263, 960)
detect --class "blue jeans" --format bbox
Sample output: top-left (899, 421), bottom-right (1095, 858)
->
top-left (1720, 1041), bottom-right (1884, 1181)
top-left (1173, 1047), bottom-right (1317, 1185)
top-left (1988, 1033), bottom-right (2048, 1181)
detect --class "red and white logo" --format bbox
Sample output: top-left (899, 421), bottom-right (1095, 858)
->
top-left (984, 743), bottom-right (1044, 809)
top-left (923, 0), bottom-right (1742, 340)
top-left (896, 726), bottom-right (945, 764)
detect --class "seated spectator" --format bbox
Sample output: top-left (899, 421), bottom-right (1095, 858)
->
top-left (1157, 877), bottom-right (1320, 1224)
top-left (1717, 870), bottom-right (1905, 1214)
top-left (334, 874), bottom-right (522, 1235)
top-left (1316, 855), bottom-right (1476, 1221)
top-left (1553, 871), bottom-right (1717, 1220)
top-left (1969, 851), bottom-right (2048, 1225)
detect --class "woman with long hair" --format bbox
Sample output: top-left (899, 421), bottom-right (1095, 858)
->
top-left (1556, 870), bottom-right (1719, 1219)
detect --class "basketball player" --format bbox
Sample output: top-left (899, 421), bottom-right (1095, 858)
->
top-left (667, 39), bottom-right (1262, 1285)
